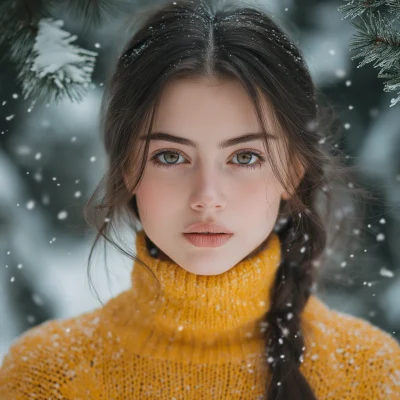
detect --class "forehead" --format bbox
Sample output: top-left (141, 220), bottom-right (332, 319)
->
top-left (152, 77), bottom-right (278, 138)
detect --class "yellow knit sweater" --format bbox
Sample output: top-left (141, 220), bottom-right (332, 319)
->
top-left (1, 230), bottom-right (399, 399)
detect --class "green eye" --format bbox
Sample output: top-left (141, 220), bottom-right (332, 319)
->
top-left (149, 149), bottom-right (266, 170)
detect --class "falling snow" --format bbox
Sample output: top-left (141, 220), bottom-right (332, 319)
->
top-left (57, 210), bottom-right (68, 220)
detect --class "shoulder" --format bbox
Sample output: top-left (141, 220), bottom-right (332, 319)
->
top-left (0, 309), bottom-right (104, 400)
top-left (301, 295), bottom-right (400, 399)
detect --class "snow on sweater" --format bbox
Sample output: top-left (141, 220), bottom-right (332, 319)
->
top-left (1, 230), bottom-right (399, 399)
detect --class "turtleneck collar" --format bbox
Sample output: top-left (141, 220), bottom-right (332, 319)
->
top-left (103, 229), bottom-right (282, 362)
top-left (130, 229), bottom-right (281, 331)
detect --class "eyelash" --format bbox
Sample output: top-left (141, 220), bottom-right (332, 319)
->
top-left (149, 149), bottom-right (266, 170)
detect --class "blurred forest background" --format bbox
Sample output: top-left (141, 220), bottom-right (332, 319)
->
top-left (1, 0), bottom-right (400, 362)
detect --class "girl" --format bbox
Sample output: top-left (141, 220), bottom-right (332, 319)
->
top-left (1, 0), bottom-right (399, 399)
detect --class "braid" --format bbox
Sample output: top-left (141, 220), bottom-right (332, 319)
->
top-left (264, 208), bottom-right (326, 399)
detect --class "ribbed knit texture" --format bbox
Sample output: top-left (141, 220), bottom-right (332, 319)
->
top-left (1, 229), bottom-right (399, 399)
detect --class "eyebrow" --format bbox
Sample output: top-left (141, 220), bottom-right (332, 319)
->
top-left (140, 131), bottom-right (277, 149)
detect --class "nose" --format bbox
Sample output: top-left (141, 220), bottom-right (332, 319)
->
top-left (189, 165), bottom-right (227, 211)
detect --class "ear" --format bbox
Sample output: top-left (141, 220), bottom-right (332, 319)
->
top-left (281, 158), bottom-right (306, 201)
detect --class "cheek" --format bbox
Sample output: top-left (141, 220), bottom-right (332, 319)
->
top-left (239, 170), bottom-right (282, 201)
top-left (238, 173), bottom-right (283, 220)
top-left (135, 172), bottom-right (180, 221)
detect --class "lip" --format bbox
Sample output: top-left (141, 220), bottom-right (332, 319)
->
top-left (183, 222), bottom-right (233, 234)
top-left (183, 233), bottom-right (233, 248)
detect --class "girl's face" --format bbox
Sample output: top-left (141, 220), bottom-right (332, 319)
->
top-left (125, 77), bottom-right (298, 275)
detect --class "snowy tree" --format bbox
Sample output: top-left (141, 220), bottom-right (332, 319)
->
top-left (0, 0), bottom-right (129, 104)
top-left (339, 0), bottom-right (400, 107)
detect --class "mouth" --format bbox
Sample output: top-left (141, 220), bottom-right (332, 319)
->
top-left (188, 232), bottom-right (229, 235)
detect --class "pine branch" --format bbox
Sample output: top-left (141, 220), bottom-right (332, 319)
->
top-left (0, 0), bottom-right (110, 104)
top-left (338, 0), bottom-right (388, 20)
top-left (338, 0), bottom-right (388, 19)
top-left (339, 1), bottom-right (400, 106)
top-left (350, 11), bottom-right (400, 72)
top-left (17, 18), bottom-right (98, 104)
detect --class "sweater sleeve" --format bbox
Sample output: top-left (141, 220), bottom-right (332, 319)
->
top-left (0, 315), bottom-right (100, 400)
top-left (359, 323), bottom-right (400, 399)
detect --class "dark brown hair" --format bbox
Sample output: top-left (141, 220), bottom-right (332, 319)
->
top-left (83, 0), bottom-right (372, 398)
